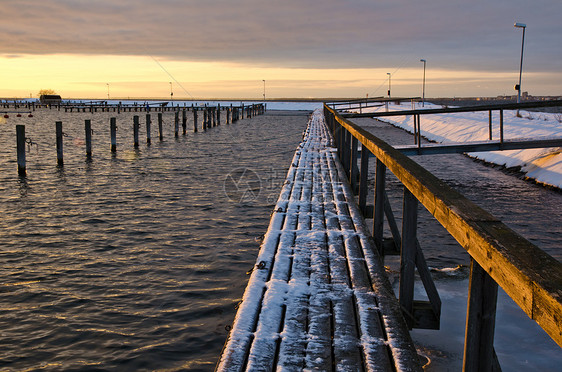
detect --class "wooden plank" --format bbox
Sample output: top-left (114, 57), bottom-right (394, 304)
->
top-left (218, 111), bottom-right (423, 371)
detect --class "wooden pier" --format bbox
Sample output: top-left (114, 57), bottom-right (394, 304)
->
top-left (217, 111), bottom-right (422, 371)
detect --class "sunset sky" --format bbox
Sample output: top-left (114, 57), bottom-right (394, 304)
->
top-left (1, 0), bottom-right (560, 99)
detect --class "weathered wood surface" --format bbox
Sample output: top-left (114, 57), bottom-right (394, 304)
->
top-left (325, 105), bottom-right (562, 348)
top-left (217, 111), bottom-right (422, 371)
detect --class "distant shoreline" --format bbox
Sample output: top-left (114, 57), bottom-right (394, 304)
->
top-left (2, 95), bottom-right (561, 103)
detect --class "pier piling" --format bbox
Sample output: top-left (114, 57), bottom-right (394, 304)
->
top-left (56, 121), bottom-right (64, 166)
top-left (85, 120), bottom-right (92, 158)
top-left (16, 125), bottom-right (26, 176)
top-left (133, 116), bottom-right (140, 147)
top-left (110, 118), bottom-right (117, 153)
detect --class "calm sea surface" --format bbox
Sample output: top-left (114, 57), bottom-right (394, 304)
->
top-left (0, 107), bottom-right (560, 371)
top-left (0, 108), bottom-right (309, 371)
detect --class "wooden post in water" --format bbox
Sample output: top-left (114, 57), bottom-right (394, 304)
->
top-left (399, 188), bottom-right (418, 329)
top-left (16, 125), bottom-right (26, 176)
top-left (212, 108), bottom-right (216, 127)
top-left (56, 121), bottom-right (64, 166)
top-left (158, 113), bottom-right (163, 140)
top-left (226, 107), bottom-right (230, 124)
top-left (463, 259), bottom-right (500, 372)
top-left (85, 120), bottom-right (92, 158)
top-left (182, 109), bottom-right (187, 135)
top-left (193, 109), bottom-right (198, 132)
top-left (217, 104), bottom-right (221, 125)
top-left (146, 114), bottom-right (151, 145)
top-left (133, 115), bottom-right (140, 147)
top-left (110, 118), bottom-right (117, 153)
top-left (174, 111), bottom-right (179, 138)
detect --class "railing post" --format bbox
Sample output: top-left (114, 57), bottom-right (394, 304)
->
top-left (373, 159), bottom-right (386, 253)
top-left (358, 145), bottom-right (370, 214)
top-left (413, 115), bottom-right (418, 145)
top-left (463, 259), bottom-right (500, 372)
top-left (400, 187), bottom-right (418, 329)
top-left (344, 130), bottom-right (352, 177)
top-left (349, 136), bottom-right (359, 193)
top-left (499, 109), bottom-right (504, 145)
top-left (417, 114), bottom-right (421, 145)
top-left (488, 110), bottom-right (493, 140)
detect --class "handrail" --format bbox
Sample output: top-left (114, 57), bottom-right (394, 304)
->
top-left (342, 99), bottom-right (562, 117)
top-left (323, 104), bottom-right (562, 359)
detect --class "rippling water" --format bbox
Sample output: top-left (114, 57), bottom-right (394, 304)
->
top-left (0, 109), bottom-right (309, 371)
top-left (1, 108), bottom-right (560, 371)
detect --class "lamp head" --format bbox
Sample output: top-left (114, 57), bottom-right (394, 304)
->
top-left (420, 59), bottom-right (426, 63)
top-left (514, 22), bottom-right (526, 28)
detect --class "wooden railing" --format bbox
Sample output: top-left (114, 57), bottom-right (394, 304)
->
top-left (323, 104), bottom-right (562, 372)
top-left (341, 99), bottom-right (562, 146)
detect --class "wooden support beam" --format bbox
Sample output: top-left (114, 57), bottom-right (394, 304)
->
top-left (400, 188), bottom-right (418, 329)
top-left (463, 259), bottom-right (501, 372)
top-left (372, 160), bottom-right (386, 254)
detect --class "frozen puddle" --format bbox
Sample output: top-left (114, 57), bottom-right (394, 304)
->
top-left (217, 110), bottom-right (421, 371)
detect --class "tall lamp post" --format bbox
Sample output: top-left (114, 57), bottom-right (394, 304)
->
top-left (107, 83), bottom-right (110, 100)
top-left (170, 82), bottom-right (173, 102)
top-left (514, 22), bottom-right (526, 105)
top-left (420, 59), bottom-right (426, 107)
top-left (387, 72), bottom-right (391, 98)
top-left (262, 80), bottom-right (266, 103)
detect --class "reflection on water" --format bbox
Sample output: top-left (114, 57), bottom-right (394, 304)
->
top-left (0, 109), bottom-right (309, 371)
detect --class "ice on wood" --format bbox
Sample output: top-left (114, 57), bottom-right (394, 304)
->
top-left (217, 110), bottom-right (421, 371)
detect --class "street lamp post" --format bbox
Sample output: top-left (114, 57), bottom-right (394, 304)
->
top-left (387, 72), bottom-right (391, 98)
top-left (514, 22), bottom-right (526, 106)
top-left (107, 83), bottom-right (110, 100)
top-left (420, 59), bottom-right (426, 107)
top-left (262, 80), bottom-right (266, 103)
top-left (170, 82), bottom-right (173, 102)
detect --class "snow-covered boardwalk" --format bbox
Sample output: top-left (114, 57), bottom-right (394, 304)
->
top-left (217, 111), bottom-right (421, 371)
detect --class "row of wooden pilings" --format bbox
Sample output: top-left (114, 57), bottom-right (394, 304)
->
top-left (15, 104), bottom-right (265, 176)
top-left (2, 101), bottom-right (266, 117)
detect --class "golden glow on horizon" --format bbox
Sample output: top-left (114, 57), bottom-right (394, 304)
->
top-left (0, 53), bottom-right (550, 99)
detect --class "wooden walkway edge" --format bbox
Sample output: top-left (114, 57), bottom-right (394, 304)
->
top-left (216, 110), bottom-right (422, 371)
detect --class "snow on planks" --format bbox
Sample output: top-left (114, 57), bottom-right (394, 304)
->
top-left (217, 110), bottom-right (421, 371)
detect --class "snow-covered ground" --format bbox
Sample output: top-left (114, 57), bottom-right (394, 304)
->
top-left (352, 102), bottom-right (562, 188)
